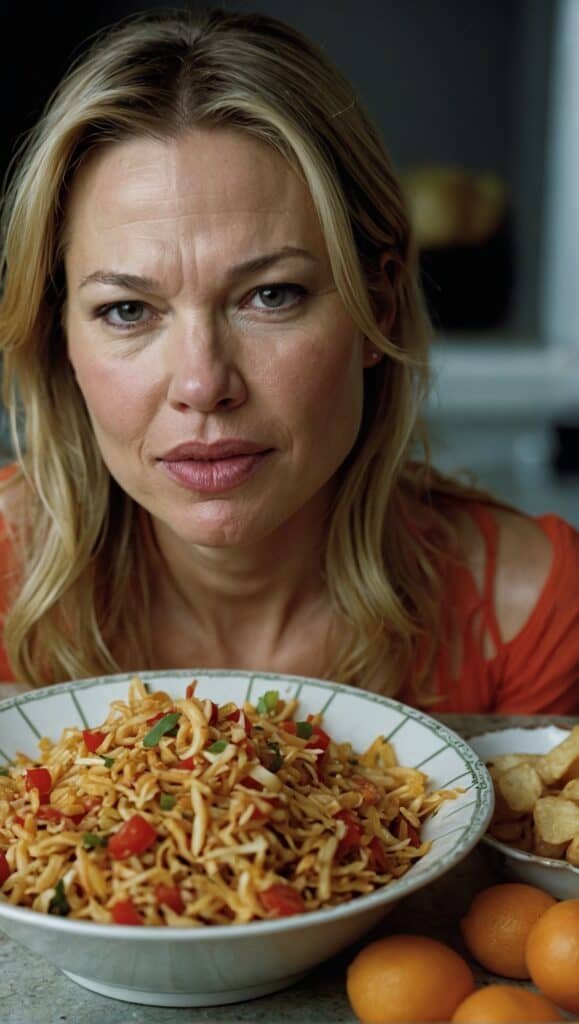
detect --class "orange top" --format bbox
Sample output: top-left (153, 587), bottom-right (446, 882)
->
top-left (0, 498), bottom-right (577, 714)
top-left (426, 505), bottom-right (579, 715)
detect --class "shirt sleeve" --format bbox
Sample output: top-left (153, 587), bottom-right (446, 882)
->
top-left (489, 514), bottom-right (579, 715)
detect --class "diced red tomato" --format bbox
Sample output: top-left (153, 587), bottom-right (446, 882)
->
top-left (25, 768), bottom-right (52, 801)
top-left (242, 740), bottom-right (256, 759)
top-left (240, 775), bottom-right (264, 791)
top-left (111, 898), bottom-right (142, 925)
top-left (146, 711), bottom-right (168, 726)
top-left (335, 809), bottom-right (363, 859)
top-left (177, 756), bottom-right (196, 770)
top-left (368, 837), bottom-right (394, 873)
top-left (226, 708), bottom-right (252, 736)
top-left (82, 729), bottom-right (107, 754)
top-left (108, 814), bottom-right (158, 860)
top-left (259, 883), bottom-right (305, 917)
top-left (204, 700), bottom-right (219, 726)
top-left (281, 721), bottom-right (297, 735)
top-left (154, 883), bottom-right (184, 914)
top-left (306, 725), bottom-right (331, 752)
top-left (13, 816), bottom-right (25, 827)
top-left (0, 851), bottom-right (10, 885)
top-left (185, 683), bottom-right (196, 700)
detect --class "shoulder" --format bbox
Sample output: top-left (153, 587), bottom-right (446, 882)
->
top-left (455, 504), bottom-right (555, 644)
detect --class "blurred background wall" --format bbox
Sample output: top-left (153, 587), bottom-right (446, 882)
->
top-left (1, 0), bottom-right (578, 522)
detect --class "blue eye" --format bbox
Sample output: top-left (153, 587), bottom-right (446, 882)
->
top-left (250, 285), bottom-right (306, 310)
top-left (101, 301), bottom-right (148, 325)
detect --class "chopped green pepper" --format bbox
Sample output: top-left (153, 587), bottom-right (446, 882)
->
top-left (296, 721), bottom-right (313, 740)
top-left (48, 879), bottom-right (70, 916)
top-left (256, 690), bottom-right (279, 714)
top-left (208, 740), bottom-right (227, 754)
top-left (265, 741), bottom-right (284, 773)
top-left (159, 793), bottom-right (176, 811)
top-left (82, 832), bottom-right (108, 849)
top-left (142, 713), bottom-right (181, 748)
top-left (101, 756), bottom-right (115, 768)
top-left (0, 766), bottom-right (10, 777)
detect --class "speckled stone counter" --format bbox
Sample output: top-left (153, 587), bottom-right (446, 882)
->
top-left (1, 713), bottom-right (576, 1024)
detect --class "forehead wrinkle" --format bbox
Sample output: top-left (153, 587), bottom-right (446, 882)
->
top-left (65, 130), bottom-right (330, 298)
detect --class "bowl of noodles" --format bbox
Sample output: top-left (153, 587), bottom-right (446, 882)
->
top-left (0, 669), bottom-right (493, 1006)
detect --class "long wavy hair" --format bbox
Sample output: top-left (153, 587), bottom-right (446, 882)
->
top-left (0, 8), bottom-right (489, 694)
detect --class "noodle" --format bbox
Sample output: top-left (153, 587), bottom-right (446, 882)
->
top-left (0, 677), bottom-right (460, 925)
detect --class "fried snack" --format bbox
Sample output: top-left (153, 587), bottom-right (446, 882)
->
top-left (0, 678), bottom-right (459, 926)
top-left (485, 728), bottom-right (579, 865)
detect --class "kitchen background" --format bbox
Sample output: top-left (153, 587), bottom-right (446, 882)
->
top-left (1, 0), bottom-right (578, 523)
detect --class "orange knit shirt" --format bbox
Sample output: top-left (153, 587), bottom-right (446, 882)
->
top-left (0, 498), bottom-right (577, 714)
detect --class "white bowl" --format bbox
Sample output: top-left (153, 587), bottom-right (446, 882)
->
top-left (0, 669), bottom-right (493, 1007)
top-left (468, 726), bottom-right (579, 900)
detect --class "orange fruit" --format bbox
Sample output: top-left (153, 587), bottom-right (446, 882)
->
top-left (525, 897), bottom-right (579, 1014)
top-left (460, 882), bottom-right (556, 978)
top-left (451, 983), bottom-right (563, 1022)
top-left (346, 933), bottom-right (475, 1023)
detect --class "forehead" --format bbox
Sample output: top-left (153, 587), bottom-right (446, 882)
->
top-left (64, 128), bottom-right (322, 246)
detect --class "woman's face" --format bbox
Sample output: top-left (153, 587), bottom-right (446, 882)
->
top-left (64, 128), bottom-right (374, 548)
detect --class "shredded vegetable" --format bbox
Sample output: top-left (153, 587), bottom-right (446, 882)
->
top-left (0, 677), bottom-right (460, 926)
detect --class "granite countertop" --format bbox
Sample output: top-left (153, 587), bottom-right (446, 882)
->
top-left (1, 712), bottom-right (577, 1024)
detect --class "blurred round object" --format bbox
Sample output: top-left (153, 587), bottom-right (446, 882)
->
top-left (403, 166), bottom-right (507, 249)
top-left (402, 164), bottom-right (513, 331)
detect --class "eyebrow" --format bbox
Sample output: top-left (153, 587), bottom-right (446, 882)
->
top-left (78, 246), bottom-right (318, 293)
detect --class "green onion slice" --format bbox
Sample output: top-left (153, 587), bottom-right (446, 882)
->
top-left (296, 721), bottom-right (313, 739)
top-left (266, 741), bottom-right (284, 773)
top-left (82, 832), bottom-right (108, 849)
top-left (48, 879), bottom-right (70, 916)
top-left (159, 793), bottom-right (176, 811)
top-left (0, 766), bottom-right (10, 776)
top-left (101, 756), bottom-right (115, 768)
top-left (142, 713), bottom-right (181, 748)
top-left (208, 740), bottom-right (227, 754)
top-left (256, 690), bottom-right (279, 714)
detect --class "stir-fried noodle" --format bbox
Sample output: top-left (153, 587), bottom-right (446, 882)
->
top-left (0, 678), bottom-right (459, 925)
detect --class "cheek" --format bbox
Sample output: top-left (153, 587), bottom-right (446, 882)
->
top-left (68, 344), bottom-right (154, 444)
top-left (272, 330), bottom-right (364, 443)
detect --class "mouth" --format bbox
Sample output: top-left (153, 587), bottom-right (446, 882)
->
top-left (158, 440), bottom-right (274, 494)
top-left (161, 440), bottom-right (270, 462)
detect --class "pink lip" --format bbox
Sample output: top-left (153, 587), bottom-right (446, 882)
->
top-left (161, 439), bottom-right (269, 462)
top-left (158, 439), bottom-right (273, 494)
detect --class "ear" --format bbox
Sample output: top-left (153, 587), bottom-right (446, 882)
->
top-left (362, 337), bottom-right (384, 367)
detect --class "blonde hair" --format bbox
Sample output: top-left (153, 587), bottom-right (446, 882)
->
top-left (0, 8), bottom-right (488, 694)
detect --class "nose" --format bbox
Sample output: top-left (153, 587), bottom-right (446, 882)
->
top-left (166, 316), bottom-right (248, 414)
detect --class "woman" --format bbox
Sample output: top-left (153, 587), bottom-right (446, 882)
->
top-left (0, 9), bottom-right (577, 713)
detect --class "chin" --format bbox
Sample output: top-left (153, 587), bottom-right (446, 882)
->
top-left (168, 502), bottom-right (278, 549)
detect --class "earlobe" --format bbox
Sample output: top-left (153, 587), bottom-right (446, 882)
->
top-left (362, 338), bottom-right (384, 367)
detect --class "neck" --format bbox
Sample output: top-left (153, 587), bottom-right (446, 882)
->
top-left (148, 488), bottom-right (335, 668)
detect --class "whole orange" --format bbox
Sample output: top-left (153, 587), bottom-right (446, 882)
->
top-left (460, 883), bottom-right (556, 978)
top-left (346, 933), bottom-right (475, 1023)
top-left (451, 983), bottom-right (563, 1022)
top-left (525, 897), bottom-right (579, 1014)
